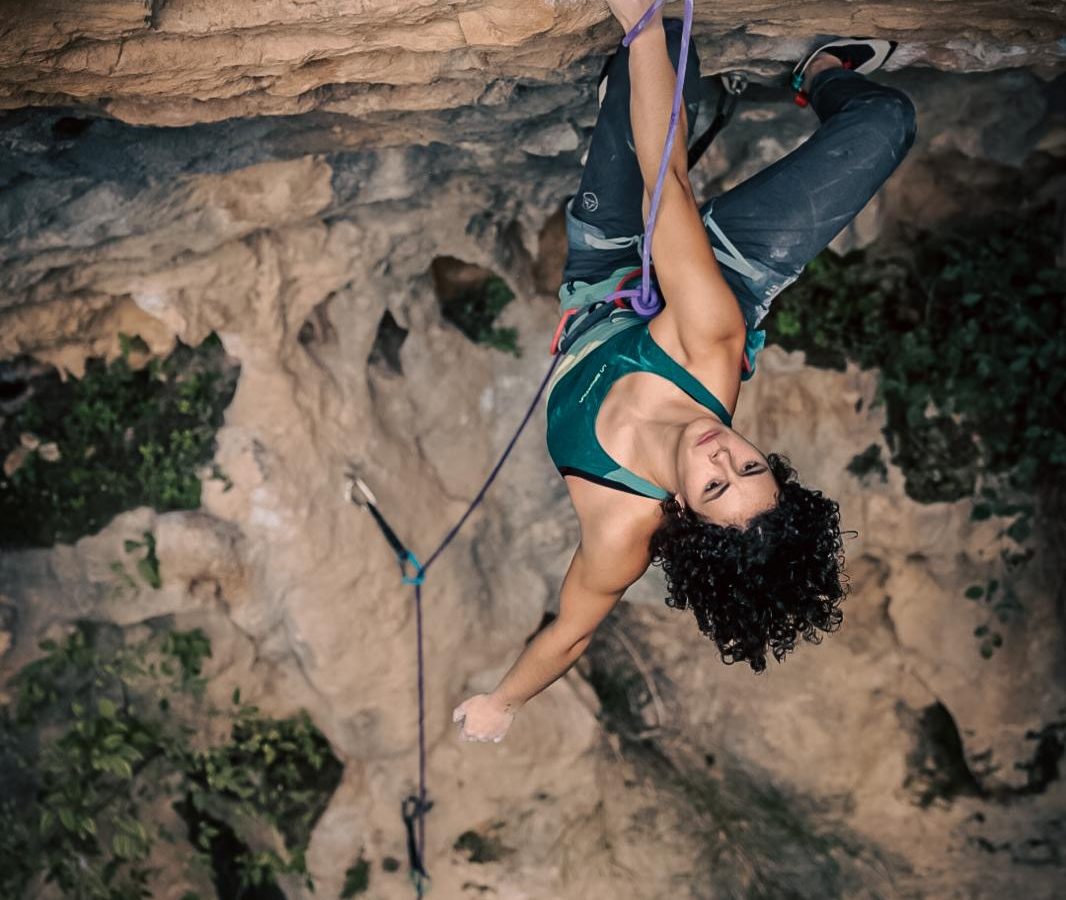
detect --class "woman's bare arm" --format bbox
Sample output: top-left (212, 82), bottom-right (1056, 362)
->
top-left (627, 18), bottom-right (688, 189)
top-left (627, 17), bottom-right (746, 355)
top-left (488, 519), bottom-right (651, 712)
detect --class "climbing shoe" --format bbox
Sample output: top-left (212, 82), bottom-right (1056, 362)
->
top-left (790, 38), bottom-right (897, 106)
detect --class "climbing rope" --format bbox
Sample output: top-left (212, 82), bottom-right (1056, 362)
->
top-left (344, 355), bottom-right (561, 898)
top-left (601, 0), bottom-right (695, 317)
top-left (346, 2), bottom-right (705, 894)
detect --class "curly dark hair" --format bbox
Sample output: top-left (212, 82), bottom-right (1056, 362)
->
top-left (648, 454), bottom-right (846, 673)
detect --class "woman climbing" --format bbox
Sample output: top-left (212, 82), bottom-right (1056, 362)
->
top-left (453, 1), bottom-right (916, 742)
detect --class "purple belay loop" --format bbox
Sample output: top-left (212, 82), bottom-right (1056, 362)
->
top-left (618, 0), bottom-right (692, 320)
top-left (597, 284), bottom-right (660, 319)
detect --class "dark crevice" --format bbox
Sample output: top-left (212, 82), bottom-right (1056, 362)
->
top-left (453, 823), bottom-right (516, 864)
top-left (174, 796), bottom-right (288, 900)
top-left (0, 356), bottom-right (53, 413)
top-left (0, 378), bottom-right (27, 402)
top-left (1016, 721), bottom-right (1066, 795)
top-left (902, 701), bottom-right (984, 806)
top-left (51, 116), bottom-right (94, 140)
top-left (903, 701), bottom-right (1066, 806)
top-left (579, 612), bottom-right (656, 741)
top-left (498, 219), bottom-right (533, 284)
top-left (367, 310), bottom-right (408, 375)
top-left (297, 296), bottom-right (337, 348)
top-left (430, 255), bottom-right (519, 356)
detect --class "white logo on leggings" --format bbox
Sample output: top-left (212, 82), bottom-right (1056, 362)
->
top-left (581, 192), bottom-right (599, 212)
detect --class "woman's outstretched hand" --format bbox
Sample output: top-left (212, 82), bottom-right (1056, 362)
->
top-left (452, 693), bottom-right (515, 743)
top-left (606, 0), bottom-right (663, 34)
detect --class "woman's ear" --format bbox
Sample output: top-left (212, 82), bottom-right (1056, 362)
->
top-left (673, 492), bottom-right (685, 510)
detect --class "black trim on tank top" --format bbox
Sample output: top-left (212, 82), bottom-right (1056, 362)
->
top-left (558, 466), bottom-right (659, 499)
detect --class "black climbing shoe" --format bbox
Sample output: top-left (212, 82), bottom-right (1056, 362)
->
top-left (790, 38), bottom-right (897, 106)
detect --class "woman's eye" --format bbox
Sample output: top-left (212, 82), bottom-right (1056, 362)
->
top-left (705, 481), bottom-right (720, 491)
top-left (744, 462), bottom-right (760, 472)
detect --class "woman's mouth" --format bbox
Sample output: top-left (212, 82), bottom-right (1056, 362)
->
top-left (696, 428), bottom-right (720, 447)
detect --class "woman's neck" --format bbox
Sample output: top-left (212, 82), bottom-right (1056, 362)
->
top-left (626, 395), bottom-right (718, 495)
top-left (636, 416), bottom-right (686, 494)
top-left (599, 373), bottom-right (727, 494)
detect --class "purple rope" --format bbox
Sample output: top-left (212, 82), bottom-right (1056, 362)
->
top-left (621, 0), bottom-right (668, 47)
top-left (402, 349), bottom-right (562, 887)
top-left (414, 582), bottom-right (426, 883)
top-left (603, 0), bottom-right (691, 318)
top-left (420, 353), bottom-right (562, 575)
top-left (400, 3), bottom-right (693, 891)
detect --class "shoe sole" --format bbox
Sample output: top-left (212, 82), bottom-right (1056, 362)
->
top-left (792, 38), bottom-right (897, 88)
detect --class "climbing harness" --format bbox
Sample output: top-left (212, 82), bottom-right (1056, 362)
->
top-left (551, 6), bottom-right (753, 356)
top-left (552, 266), bottom-right (655, 356)
top-left (347, 2), bottom-right (719, 895)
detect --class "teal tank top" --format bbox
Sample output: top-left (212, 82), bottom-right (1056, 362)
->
top-left (545, 320), bottom-right (733, 500)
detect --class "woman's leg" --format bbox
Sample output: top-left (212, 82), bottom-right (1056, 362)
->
top-left (563, 18), bottom-right (703, 286)
top-left (700, 67), bottom-right (918, 329)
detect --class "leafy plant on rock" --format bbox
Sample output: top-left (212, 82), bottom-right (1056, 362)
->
top-left (763, 206), bottom-right (1066, 655)
top-left (0, 621), bottom-right (342, 900)
top-left (440, 275), bottom-right (521, 357)
top-left (0, 333), bottom-right (238, 548)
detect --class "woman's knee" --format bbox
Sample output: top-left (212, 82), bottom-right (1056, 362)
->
top-left (865, 89), bottom-right (918, 156)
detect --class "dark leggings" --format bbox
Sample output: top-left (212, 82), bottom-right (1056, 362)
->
top-left (564, 19), bottom-right (917, 327)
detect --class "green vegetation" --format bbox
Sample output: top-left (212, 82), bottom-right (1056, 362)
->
top-left (964, 576), bottom-right (1025, 660)
top-left (122, 531), bottom-right (163, 590)
top-left (340, 853), bottom-right (371, 897)
top-left (764, 207), bottom-right (1065, 508)
top-left (764, 208), bottom-right (1065, 656)
top-left (440, 275), bottom-right (521, 356)
top-left (0, 333), bottom-right (238, 548)
top-left (0, 622), bottom-right (343, 900)
top-left (108, 531), bottom-right (165, 599)
top-left (452, 825), bottom-right (515, 864)
top-left (846, 443), bottom-right (888, 485)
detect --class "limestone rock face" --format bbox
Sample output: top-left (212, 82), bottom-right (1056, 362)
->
top-left (1, 2), bottom-right (1065, 898)
top-left (2, 1), bottom-right (1065, 126)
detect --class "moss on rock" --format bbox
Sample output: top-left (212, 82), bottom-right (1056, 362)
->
top-left (0, 334), bottom-right (239, 548)
top-left (763, 207), bottom-right (1066, 510)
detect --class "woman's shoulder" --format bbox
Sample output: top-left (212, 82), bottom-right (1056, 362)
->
top-left (566, 474), bottom-right (660, 558)
top-left (645, 316), bottom-right (745, 415)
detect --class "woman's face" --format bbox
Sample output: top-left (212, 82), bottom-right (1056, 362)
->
top-left (674, 420), bottom-right (778, 526)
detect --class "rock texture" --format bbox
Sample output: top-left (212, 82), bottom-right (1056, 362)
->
top-left (1, 2), bottom-right (1065, 898)
top-left (1, 1), bottom-right (1064, 127)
